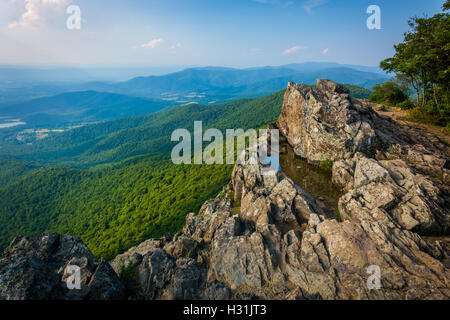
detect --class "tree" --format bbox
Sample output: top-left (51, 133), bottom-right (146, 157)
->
top-left (380, 1), bottom-right (450, 125)
top-left (380, 43), bottom-right (423, 106)
top-left (369, 81), bottom-right (409, 106)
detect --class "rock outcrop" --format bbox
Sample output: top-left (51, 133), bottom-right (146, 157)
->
top-left (336, 157), bottom-right (449, 235)
top-left (108, 156), bottom-right (449, 299)
top-left (0, 234), bottom-right (124, 300)
top-left (1, 80), bottom-right (448, 300)
top-left (277, 80), bottom-right (379, 162)
top-left (278, 79), bottom-right (450, 185)
top-left (109, 119), bottom-right (449, 299)
top-left (278, 79), bottom-right (449, 236)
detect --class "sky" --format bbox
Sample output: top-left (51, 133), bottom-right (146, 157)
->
top-left (0, 0), bottom-right (446, 68)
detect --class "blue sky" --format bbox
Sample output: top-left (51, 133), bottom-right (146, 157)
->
top-left (0, 0), bottom-right (445, 67)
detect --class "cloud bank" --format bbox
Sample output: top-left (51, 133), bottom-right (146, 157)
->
top-left (8, 0), bottom-right (72, 29)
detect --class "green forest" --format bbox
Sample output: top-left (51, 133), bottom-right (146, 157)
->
top-left (0, 156), bottom-right (232, 259)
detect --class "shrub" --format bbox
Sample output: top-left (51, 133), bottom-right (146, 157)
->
top-left (408, 108), bottom-right (446, 126)
top-left (396, 100), bottom-right (415, 110)
top-left (369, 81), bottom-right (409, 106)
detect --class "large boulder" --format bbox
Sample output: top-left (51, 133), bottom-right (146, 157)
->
top-left (0, 234), bottom-right (124, 300)
top-left (110, 230), bottom-right (231, 300)
top-left (278, 80), bottom-right (449, 235)
top-left (277, 79), bottom-right (378, 162)
top-left (278, 80), bottom-right (450, 186)
top-left (299, 219), bottom-right (450, 299)
top-left (337, 157), bottom-right (449, 235)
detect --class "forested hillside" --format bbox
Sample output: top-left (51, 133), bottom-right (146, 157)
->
top-left (1, 90), bottom-right (286, 167)
top-left (0, 157), bottom-right (36, 186)
top-left (0, 156), bottom-right (231, 259)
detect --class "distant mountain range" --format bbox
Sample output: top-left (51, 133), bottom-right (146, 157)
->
top-left (81, 64), bottom-right (387, 104)
top-left (0, 62), bottom-right (388, 104)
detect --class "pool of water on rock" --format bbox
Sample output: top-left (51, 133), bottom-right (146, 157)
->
top-left (279, 141), bottom-right (344, 212)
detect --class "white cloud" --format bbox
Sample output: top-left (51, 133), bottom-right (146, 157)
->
top-left (8, 0), bottom-right (72, 29)
top-left (302, 0), bottom-right (326, 13)
top-left (322, 47), bottom-right (329, 55)
top-left (134, 38), bottom-right (165, 49)
top-left (283, 45), bottom-right (307, 55)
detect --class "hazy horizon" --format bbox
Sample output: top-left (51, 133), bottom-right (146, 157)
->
top-left (0, 60), bottom-right (383, 70)
top-left (0, 61), bottom-right (387, 83)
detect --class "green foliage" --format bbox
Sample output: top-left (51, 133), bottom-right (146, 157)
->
top-left (0, 90), bottom-right (286, 168)
top-left (408, 107), bottom-right (447, 127)
top-left (369, 81), bottom-right (409, 106)
top-left (342, 84), bottom-right (372, 99)
top-left (380, 4), bottom-right (450, 126)
top-left (396, 100), bottom-right (416, 110)
top-left (318, 160), bottom-right (333, 170)
top-left (0, 157), bottom-right (36, 186)
top-left (334, 209), bottom-right (343, 222)
top-left (0, 84), bottom-right (376, 259)
top-left (0, 156), bottom-right (232, 259)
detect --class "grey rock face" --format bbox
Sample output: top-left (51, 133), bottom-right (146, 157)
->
top-left (278, 80), bottom-right (450, 186)
top-left (0, 234), bottom-right (124, 300)
top-left (338, 157), bottom-right (449, 235)
top-left (300, 219), bottom-right (449, 299)
top-left (277, 79), bottom-right (378, 162)
top-left (278, 79), bottom-right (449, 235)
top-left (110, 233), bottom-right (231, 300)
